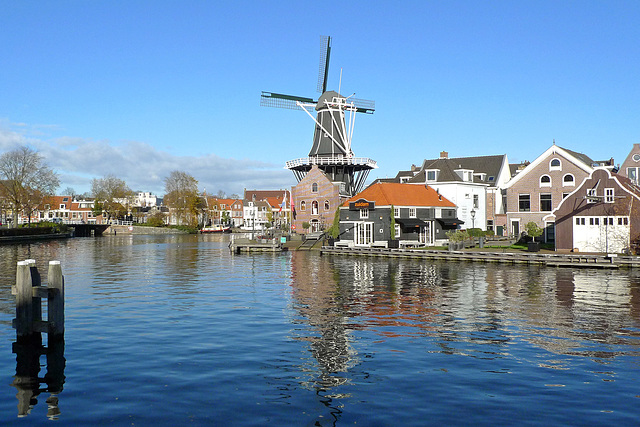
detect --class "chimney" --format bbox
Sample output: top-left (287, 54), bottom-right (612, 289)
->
top-left (440, 151), bottom-right (448, 159)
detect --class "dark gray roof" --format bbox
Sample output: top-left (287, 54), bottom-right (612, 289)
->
top-left (560, 146), bottom-right (594, 167)
top-left (412, 154), bottom-right (506, 185)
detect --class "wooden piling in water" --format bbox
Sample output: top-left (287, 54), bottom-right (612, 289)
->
top-left (13, 259), bottom-right (65, 339)
top-left (48, 261), bottom-right (65, 338)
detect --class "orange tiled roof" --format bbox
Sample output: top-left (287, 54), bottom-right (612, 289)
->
top-left (343, 183), bottom-right (456, 207)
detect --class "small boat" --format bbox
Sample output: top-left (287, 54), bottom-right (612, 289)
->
top-left (200, 225), bottom-right (231, 233)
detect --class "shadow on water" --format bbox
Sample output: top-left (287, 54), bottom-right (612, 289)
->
top-left (12, 336), bottom-right (65, 420)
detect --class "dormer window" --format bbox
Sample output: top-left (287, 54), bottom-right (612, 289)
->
top-left (540, 175), bottom-right (552, 187)
top-left (426, 170), bottom-right (439, 181)
top-left (550, 158), bottom-right (561, 171)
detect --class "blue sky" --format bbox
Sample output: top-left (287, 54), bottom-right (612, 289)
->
top-left (1, 1), bottom-right (638, 196)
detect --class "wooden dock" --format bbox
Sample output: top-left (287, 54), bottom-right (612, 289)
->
top-left (229, 236), bottom-right (283, 253)
top-left (320, 246), bottom-right (639, 269)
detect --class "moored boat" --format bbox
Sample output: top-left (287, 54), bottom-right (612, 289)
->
top-left (200, 225), bottom-right (231, 233)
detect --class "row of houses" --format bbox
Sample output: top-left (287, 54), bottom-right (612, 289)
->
top-left (290, 143), bottom-right (640, 254)
top-left (4, 190), bottom-right (292, 233)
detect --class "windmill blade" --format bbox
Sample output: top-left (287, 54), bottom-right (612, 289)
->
top-left (261, 92), bottom-right (316, 110)
top-left (317, 36), bottom-right (331, 93)
top-left (351, 97), bottom-right (375, 114)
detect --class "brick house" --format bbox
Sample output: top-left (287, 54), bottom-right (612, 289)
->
top-left (291, 165), bottom-right (341, 234)
top-left (503, 143), bottom-right (612, 242)
top-left (552, 168), bottom-right (640, 254)
top-left (38, 195), bottom-right (103, 224)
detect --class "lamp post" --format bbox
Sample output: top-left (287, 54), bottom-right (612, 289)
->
top-left (471, 209), bottom-right (476, 229)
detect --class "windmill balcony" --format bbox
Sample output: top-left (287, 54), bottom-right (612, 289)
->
top-left (286, 156), bottom-right (377, 169)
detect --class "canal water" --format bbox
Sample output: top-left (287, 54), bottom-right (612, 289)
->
top-left (1, 234), bottom-right (639, 425)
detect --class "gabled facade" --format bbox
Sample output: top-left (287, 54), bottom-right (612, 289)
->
top-left (291, 165), bottom-right (341, 234)
top-left (503, 144), bottom-right (599, 242)
top-left (552, 168), bottom-right (640, 254)
top-left (620, 143), bottom-right (640, 186)
top-left (337, 183), bottom-right (458, 248)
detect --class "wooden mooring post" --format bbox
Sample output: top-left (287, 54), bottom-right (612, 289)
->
top-left (11, 259), bottom-right (66, 419)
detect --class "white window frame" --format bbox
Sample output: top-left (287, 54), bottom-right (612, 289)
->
top-left (394, 207), bottom-right (400, 218)
top-left (409, 208), bottom-right (416, 218)
top-left (360, 209), bottom-right (369, 219)
top-left (586, 188), bottom-right (597, 203)
top-left (550, 158), bottom-right (562, 171)
top-left (540, 175), bottom-right (552, 187)
top-left (605, 188), bottom-right (614, 203)
top-left (563, 174), bottom-right (575, 187)
top-left (394, 223), bottom-right (401, 238)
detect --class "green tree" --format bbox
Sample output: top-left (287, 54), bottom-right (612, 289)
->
top-left (91, 174), bottom-right (133, 220)
top-left (0, 146), bottom-right (59, 227)
top-left (525, 221), bottom-right (543, 243)
top-left (390, 205), bottom-right (396, 240)
top-left (164, 170), bottom-right (199, 226)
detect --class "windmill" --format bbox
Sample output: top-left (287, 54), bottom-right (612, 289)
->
top-left (260, 36), bottom-right (377, 198)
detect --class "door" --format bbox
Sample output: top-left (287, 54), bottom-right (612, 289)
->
top-left (511, 221), bottom-right (520, 238)
top-left (419, 221), bottom-right (433, 245)
top-left (355, 222), bottom-right (374, 246)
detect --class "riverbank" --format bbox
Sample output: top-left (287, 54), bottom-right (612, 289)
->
top-left (104, 225), bottom-right (190, 235)
top-left (321, 245), bottom-right (640, 269)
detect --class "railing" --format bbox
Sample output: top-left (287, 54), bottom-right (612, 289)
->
top-left (286, 156), bottom-right (378, 169)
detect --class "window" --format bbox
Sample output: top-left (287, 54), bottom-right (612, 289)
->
top-left (605, 217), bottom-right (614, 226)
top-left (394, 224), bottom-right (401, 238)
top-left (519, 194), bottom-right (531, 212)
top-left (487, 219), bottom-right (494, 231)
top-left (540, 175), bottom-right (551, 187)
top-left (618, 217), bottom-right (629, 225)
top-left (312, 183), bottom-right (318, 193)
top-left (473, 194), bottom-right (479, 209)
top-left (409, 208), bottom-right (416, 218)
top-left (360, 209), bottom-right (369, 219)
top-left (576, 218), bottom-right (580, 225)
top-left (60, 204), bottom-right (66, 209)
top-left (563, 174), bottom-right (575, 186)
top-left (312, 201), bottom-right (319, 215)
top-left (590, 217), bottom-right (600, 225)
top-left (44, 204), bottom-right (50, 210)
top-left (300, 201), bottom-right (306, 211)
top-left (605, 188), bottom-right (614, 203)
top-left (540, 194), bottom-right (552, 211)
top-left (394, 207), bottom-right (400, 218)
top-left (550, 158), bottom-right (561, 170)
top-left (587, 188), bottom-right (597, 202)
top-left (426, 170), bottom-right (437, 181)
top-left (628, 167), bottom-right (639, 185)
top-left (324, 200), bottom-right (330, 211)
top-left (562, 193), bottom-right (569, 199)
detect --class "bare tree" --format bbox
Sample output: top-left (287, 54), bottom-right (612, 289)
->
top-left (0, 146), bottom-right (59, 227)
top-left (91, 174), bottom-right (133, 220)
top-left (164, 170), bottom-right (199, 226)
top-left (62, 186), bottom-right (77, 200)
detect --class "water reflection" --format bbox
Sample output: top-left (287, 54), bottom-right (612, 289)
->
top-left (291, 253), bottom-right (640, 382)
top-left (12, 337), bottom-right (65, 419)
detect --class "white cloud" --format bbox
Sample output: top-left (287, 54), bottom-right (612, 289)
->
top-left (0, 121), bottom-right (294, 196)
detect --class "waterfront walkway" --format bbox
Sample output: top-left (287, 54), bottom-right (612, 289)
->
top-left (320, 246), bottom-right (640, 269)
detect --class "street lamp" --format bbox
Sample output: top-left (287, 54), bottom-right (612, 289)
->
top-left (471, 209), bottom-right (476, 229)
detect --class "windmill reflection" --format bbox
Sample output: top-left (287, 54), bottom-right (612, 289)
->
top-left (12, 336), bottom-right (65, 419)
